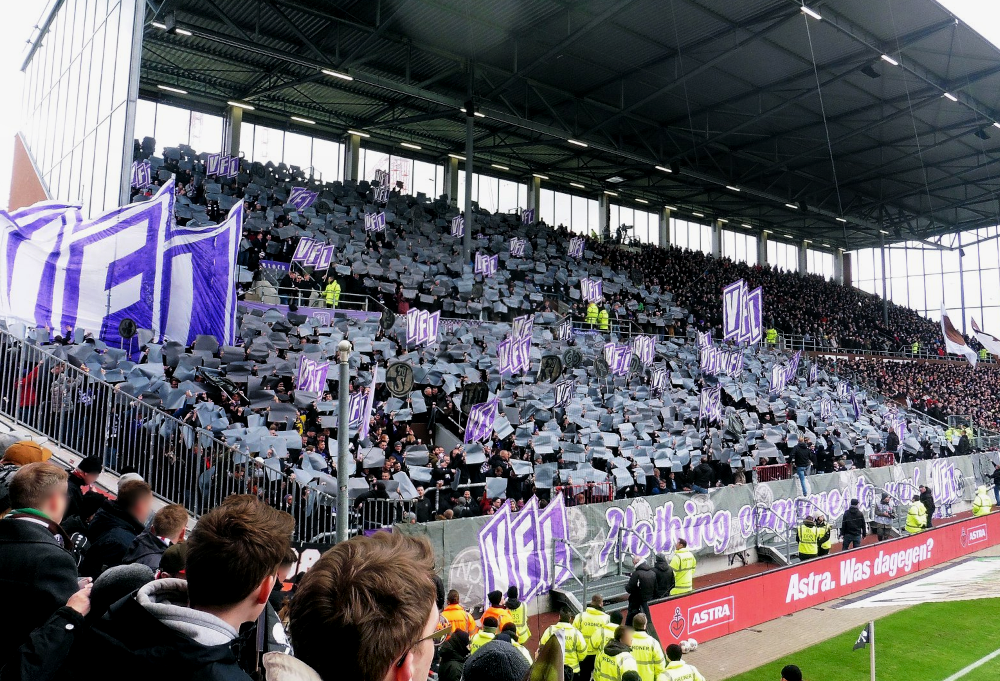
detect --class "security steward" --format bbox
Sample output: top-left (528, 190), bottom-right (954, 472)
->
top-left (668, 539), bottom-right (696, 595)
top-left (575, 595), bottom-right (611, 681)
top-left (629, 614), bottom-right (665, 681)
top-left (797, 516), bottom-right (819, 560)
top-left (905, 495), bottom-right (927, 534)
top-left (815, 515), bottom-right (832, 557)
top-left (539, 608), bottom-right (588, 677)
top-left (973, 485), bottom-right (994, 517)
top-left (593, 626), bottom-right (638, 681)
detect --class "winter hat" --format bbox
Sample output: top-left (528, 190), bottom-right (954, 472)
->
top-left (159, 542), bottom-right (188, 576)
top-left (781, 665), bottom-right (803, 681)
top-left (118, 472), bottom-right (144, 487)
top-left (623, 673), bottom-right (641, 681)
top-left (488, 589), bottom-right (503, 606)
top-left (2, 440), bottom-right (53, 466)
top-left (77, 457), bottom-right (103, 474)
top-left (89, 563), bottom-right (155, 620)
top-left (450, 629), bottom-right (471, 652)
top-left (850, 499), bottom-right (859, 506)
top-left (78, 491), bottom-right (107, 520)
top-left (506, 586), bottom-right (519, 599)
top-left (463, 640), bottom-right (530, 681)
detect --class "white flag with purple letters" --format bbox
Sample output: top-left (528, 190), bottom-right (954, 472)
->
top-left (581, 278), bottom-right (603, 302)
top-left (699, 384), bottom-right (723, 423)
top-left (451, 216), bottom-right (464, 237)
top-left (405, 308), bottom-right (441, 347)
top-left (509, 238), bottom-right (526, 257)
top-left (465, 397), bottom-right (499, 444)
top-left (297, 355), bottom-right (330, 393)
top-left (568, 236), bottom-right (585, 259)
top-left (723, 279), bottom-right (746, 341)
top-left (553, 379), bottom-right (575, 407)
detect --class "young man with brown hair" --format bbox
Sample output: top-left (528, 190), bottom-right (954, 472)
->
top-left (7, 494), bottom-right (294, 680)
top-left (123, 503), bottom-right (188, 570)
top-left (0, 462), bottom-right (79, 670)
top-left (276, 532), bottom-right (445, 681)
top-left (81, 479), bottom-right (154, 577)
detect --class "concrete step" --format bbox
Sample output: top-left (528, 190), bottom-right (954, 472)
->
top-left (550, 572), bottom-right (633, 615)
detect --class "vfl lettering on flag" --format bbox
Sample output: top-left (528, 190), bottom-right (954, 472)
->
top-left (581, 278), bottom-right (603, 302)
top-left (510, 335), bottom-right (531, 374)
top-left (365, 212), bottom-right (387, 232)
top-left (373, 186), bottom-right (390, 203)
top-left (521, 208), bottom-right (536, 224)
top-left (697, 330), bottom-right (712, 350)
top-left (314, 244), bottom-right (334, 270)
top-left (568, 237), bottom-right (585, 259)
top-left (451, 216), bottom-right (465, 238)
top-left (348, 368), bottom-right (379, 440)
top-left (130, 161), bottom-right (152, 189)
top-left (405, 308), bottom-right (441, 347)
top-left (820, 397), bottom-right (834, 421)
top-left (509, 238), bottom-right (526, 257)
top-left (205, 153), bottom-right (222, 176)
top-left (497, 337), bottom-right (513, 375)
top-left (475, 252), bottom-right (499, 277)
top-left (699, 384), bottom-right (723, 423)
top-left (700, 346), bottom-right (744, 378)
top-left (722, 279), bottom-right (746, 342)
top-left (296, 355), bottom-right (330, 393)
top-left (850, 392), bottom-right (863, 420)
top-left (372, 169), bottom-right (389, 187)
top-left (650, 367), bottom-right (670, 393)
top-left (837, 381), bottom-right (851, 398)
top-left (292, 237), bottom-right (316, 262)
top-left (809, 363), bottom-right (819, 384)
top-left (288, 187), bottom-right (318, 211)
top-left (746, 286), bottom-right (763, 345)
top-left (631, 335), bottom-right (655, 366)
top-left (603, 343), bottom-right (632, 376)
top-left (512, 314), bottom-right (534, 340)
top-left (553, 379), bottom-right (575, 408)
top-left (477, 494), bottom-right (570, 604)
top-left (465, 397), bottom-right (499, 443)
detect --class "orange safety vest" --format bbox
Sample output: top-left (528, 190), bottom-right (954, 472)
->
top-left (481, 605), bottom-right (514, 632)
top-left (443, 604), bottom-right (478, 636)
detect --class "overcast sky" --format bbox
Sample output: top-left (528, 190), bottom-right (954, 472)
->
top-left (0, 2), bottom-right (998, 210)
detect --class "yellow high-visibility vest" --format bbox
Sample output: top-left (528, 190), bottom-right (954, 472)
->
top-left (669, 549), bottom-right (696, 594)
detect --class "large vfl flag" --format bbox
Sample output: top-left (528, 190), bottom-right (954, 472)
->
top-left (940, 305), bottom-right (977, 367)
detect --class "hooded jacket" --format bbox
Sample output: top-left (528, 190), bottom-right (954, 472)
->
top-left (626, 560), bottom-right (657, 608)
top-left (594, 639), bottom-right (638, 681)
top-left (122, 531), bottom-right (170, 570)
top-left (652, 554), bottom-right (674, 598)
top-left (438, 632), bottom-right (471, 681)
top-left (81, 501), bottom-right (146, 577)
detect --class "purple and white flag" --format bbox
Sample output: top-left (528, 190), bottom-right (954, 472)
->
top-left (650, 367), bottom-right (670, 393)
top-left (348, 368), bottom-right (379, 440)
top-left (581, 278), bottom-right (603, 302)
top-left (568, 236), bottom-right (585, 259)
top-left (700, 346), bottom-right (743, 378)
top-left (788, 350), bottom-right (802, 377)
top-left (746, 286), bottom-right (763, 345)
top-left (809, 363), bottom-right (818, 384)
top-left (288, 187), bottom-right (318, 211)
top-left (315, 244), bottom-right (335, 270)
top-left (553, 379), bottom-right (575, 408)
top-left (512, 314), bottom-right (534, 340)
top-left (405, 308), bottom-right (440, 347)
top-left (697, 330), bottom-right (712, 350)
top-left (205, 153), bottom-right (222, 176)
top-left (373, 169), bottom-right (389, 187)
top-left (130, 161), bottom-right (152, 189)
top-left (373, 186), bottom-right (390, 203)
top-left (631, 335), bottom-right (655, 366)
top-left (292, 237), bottom-right (316, 262)
top-left (0, 179), bottom-right (241, 345)
top-left (850, 392), bottom-right (863, 420)
top-left (509, 238), bottom-right (526, 257)
top-left (723, 279), bottom-right (746, 342)
top-left (465, 397), bottom-right (499, 444)
top-left (769, 362), bottom-right (788, 394)
top-left (521, 208), bottom-right (535, 224)
top-left (365, 212), bottom-right (387, 232)
top-left (219, 155), bottom-right (239, 178)
top-left (837, 380), bottom-right (851, 398)
top-left (603, 342), bottom-right (632, 376)
top-left (497, 337), bottom-right (514, 375)
top-left (475, 252), bottom-right (499, 277)
top-left (303, 242), bottom-right (325, 268)
top-left (451, 216), bottom-right (465, 238)
top-left (297, 355), bottom-right (330, 393)
top-left (557, 320), bottom-right (572, 341)
top-left (888, 413), bottom-right (907, 443)
top-left (510, 334), bottom-right (531, 374)
top-left (820, 397), bottom-right (834, 421)
top-left (699, 384), bottom-right (722, 423)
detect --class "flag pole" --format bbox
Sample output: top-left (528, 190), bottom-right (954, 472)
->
top-left (869, 620), bottom-right (876, 681)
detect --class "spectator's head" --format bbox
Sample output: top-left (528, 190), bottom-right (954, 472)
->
top-left (158, 542), bottom-right (187, 579)
top-left (463, 640), bottom-right (531, 681)
top-left (781, 664), bottom-right (803, 681)
top-left (500, 623), bottom-right (518, 638)
top-left (277, 547), bottom-right (298, 582)
top-left (118, 479), bottom-right (154, 524)
top-left (506, 585), bottom-right (518, 600)
top-left (610, 611), bottom-right (624, 625)
top-left (185, 495), bottom-right (293, 627)
top-left (590, 594), bottom-right (604, 608)
top-left (482, 616), bottom-right (499, 631)
top-left (559, 608), bottom-right (573, 623)
top-left (622, 673), bottom-right (641, 681)
top-left (676, 538), bottom-right (688, 550)
top-left (666, 644), bottom-right (683, 661)
top-left (75, 456), bottom-right (103, 485)
top-left (1, 440), bottom-right (52, 466)
top-left (912, 495), bottom-right (920, 502)
top-left (10, 462), bottom-right (68, 523)
top-left (633, 613), bottom-right (648, 631)
top-left (447, 589), bottom-right (461, 605)
top-left (90, 563), bottom-right (154, 620)
top-left (614, 625), bottom-right (632, 647)
top-left (488, 590), bottom-right (503, 607)
top-left (151, 504), bottom-right (188, 543)
top-left (288, 532), bottom-right (440, 681)
top-left (850, 498), bottom-right (859, 507)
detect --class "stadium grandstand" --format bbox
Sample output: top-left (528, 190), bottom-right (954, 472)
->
top-left (3, 0), bottom-right (1000, 680)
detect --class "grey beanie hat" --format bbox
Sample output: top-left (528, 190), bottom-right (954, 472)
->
top-left (463, 640), bottom-right (531, 681)
top-left (89, 563), bottom-right (155, 620)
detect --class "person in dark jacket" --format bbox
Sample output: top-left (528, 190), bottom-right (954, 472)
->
top-left (6, 495), bottom-right (295, 681)
top-left (64, 457), bottom-right (102, 525)
top-left (884, 429), bottom-right (900, 455)
top-left (690, 460), bottom-right (714, 493)
top-left (80, 479), bottom-right (154, 577)
top-left (123, 503), bottom-right (188, 570)
top-left (438, 629), bottom-right (471, 681)
top-left (840, 499), bottom-right (867, 550)
top-left (625, 555), bottom-right (656, 627)
top-left (652, 554), bottom-right (674, 599)
top-left (919, 485), bottom-right (936, 528)
top-left (0, 463), bottom-right (81, 671)
top-left (790, 439), bottom-right (813, 496)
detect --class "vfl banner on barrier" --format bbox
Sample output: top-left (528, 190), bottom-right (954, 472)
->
top-left (558, 320), bottom-right (572, 341)
top-left (296, 355), bottom-right (330, 393)
top-left (451, 216), bottom-right (465, 238)
top-left (510, 238), bottom-right (526, 257)
top-left (465, 397), bottom-right (499, 443)
top-left (0, 180), bottom-right (241, 345)
top-left (568, 237), bottom-right (585, 259)
top-left (373, 169), bottom-right (390, 187)
top-left (650, 512), bottom-right (1000, 646)
top-left (697, 331), bottom-right (712, 350)
top-left (373, 186), bottom-right (390, 203)
top-left (405, 309), bottom-right (441, 347)
top-left (398, 456), bottom-right (982, 609)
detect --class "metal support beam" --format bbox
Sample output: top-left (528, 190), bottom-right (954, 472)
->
top-left (443, 156), bottom-right (459, 205)
top-left (344, 133), bottom-right (361, 182)
top-left (336, 340), bottom-right (351, 543)
top-left (463, 113), bottom-right (474, 262)
top-left (659, 208), bottom-right (670, 248)
top-left (798, 240), bottom-right (808, 275)
top-left (526, 175), bottom-right (541, 218)
top-left (223, 103), bottom-right (242, 156)
top-left (880, 234), bottom-right (889, 326)
top-left (758, 230), bottom-right (768, 266)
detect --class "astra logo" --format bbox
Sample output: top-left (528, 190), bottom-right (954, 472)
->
top-left (968, 524), bottom-right (988, 545)
top-left (686, 597), bottom-right (735, 634)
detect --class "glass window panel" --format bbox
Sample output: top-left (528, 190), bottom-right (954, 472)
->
top-left (982, 308), bottom-right (1000, 334)
top-left (962, 240), bottom-right (980, 271)
top-left (189, 112), bottom-right (223, 155)
top-left (906, 247), bottom-right (924, 278)
top-left (540, 188), bottom-right (555, 226)
top-left (890, 276), bottom-right (908, 307)
top-left (964, 270), bottom-right (982, 308)
top-left (924, 273), bottom-right (944, 311)
top-left (943, 272), bottom-right (962, 309)
top-left (571, 196), bottom-right (588, 234)
top-left (942, 248), bottom-right (961, 273)
top-left (554, 190), bottom-right (571, 227)
top-left (391, 156), bottom-right (413, 193)
top-left (587, 199), bottom-right (598, 236)
top-left (498, 179), bottom-right (519, 213)
top-left (313, 138), bottom-right (343, 183)
top-left (980, 238), bottom-right (1000, 270)
top-left (907, 275), bottom-right (925, 311)
top-left (980, 270), bottom-right (1000, 307)
top-left (134, 99), bottom-right (156, 144)
top-left (888, 247), bottom-right (907, 279)
top-left (283, 131), bottom-right (313, 170)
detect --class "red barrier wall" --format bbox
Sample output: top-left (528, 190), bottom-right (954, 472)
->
top-left (650, 513), bottom-right (1000, 644)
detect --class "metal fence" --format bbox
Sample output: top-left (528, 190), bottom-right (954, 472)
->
top-left (0, 327), bottom-right (355, 542)
top-left (554, 481), bottom-right (615, 505)
top-left (754, 463), bottom-right (792, 483)
top-left (868, 452), bottom-right (896, 468)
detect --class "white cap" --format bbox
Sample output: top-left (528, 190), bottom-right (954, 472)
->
top-left (118, 472), bottom-right (144, 488)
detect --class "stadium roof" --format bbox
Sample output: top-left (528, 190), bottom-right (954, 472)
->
top-left (140, 0), bottom-right (1000, 250)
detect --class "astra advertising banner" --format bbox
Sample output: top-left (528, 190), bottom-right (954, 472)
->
top-left (650, 512), bottom-right (1000, 645)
